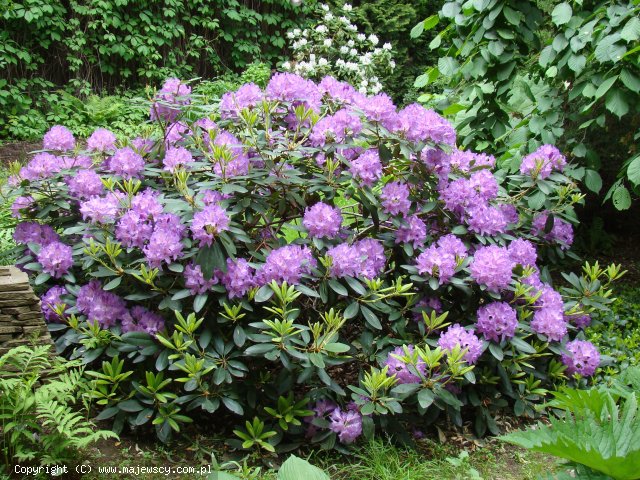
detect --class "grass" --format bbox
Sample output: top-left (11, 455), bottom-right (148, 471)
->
top-left (60, 436), bottom-right (553, 480)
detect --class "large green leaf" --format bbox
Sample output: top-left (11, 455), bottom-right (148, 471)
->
top-left (551, 3), bottom-right (572, 26)
top-left (278, 455), bottom-right (330, 480)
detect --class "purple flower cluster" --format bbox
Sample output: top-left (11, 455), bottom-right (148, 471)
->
top-left (66, 169), bottom-right (104, 199)
top-left (43, 125), bottom-right (75, 151)
top-left (184, 263), bottom-right (218, 295)
top-left (475, 302), bottom-right (518, 342)
top-left (349, 149), bottom-right (382, 187)
top-left (380, 181), bottom-right (411, 216)
top-left (151, 78), bottom-right (192, 122)
top-left (508, 239), bottom-right (537, 266)
top-left (256, 245), bottom-right (316, 285)
top-left (438, 324), bottom-right (483, 364)
top-left (191, 204), bottom-right (230, 246)
top-left (122, 306), bottom-right (165, 336)
top-left (309, 109), bottom-right (362, 146)
top-left (532, 213), bottom-right (574, 248)
top-left (303, 202), bottom-right (343, 238)
top-left (80, 192), bottom-right (124, 224)
top-left (469, 245), bottom-right (514, 292)
top-left (163, 146), bottom-right (193, 172)
top-left (356, 92), bottom-right (397, 130)
top-left (108, 147), bottom-right (145, 179)
top-left (142, 213), bottom-right (185, 268)
top-left (212, 131), bottom-right (250, 178)
top-left (329, 408), bottom-right (363, 444)
top-left (76, 280), bottom-right (128, 328)
top-left (319, 76), bottom-right (359, 104)
top-left (327, 239), bottom-right (385, 279)
top-left (384, 345), bottom-right (426, 384)
top-left (531, 307), bottom-right (567, 341)
top-left (11, 196), bottom-right (34, 218)
top-left (396, 215), bottom-right (427, 247)
top-left (416, 234), bottom-right (467, 284)
top-left (37, 241), bottom-right (73, 278)
top-left (396, 104), bottom-right (456, 145)
top-left (20, 153), bottom-right (62, 181)
top-left (520, 144), bottom-right (567, 179)
top-left (87, 128), bottom-right (117, 152)
top-left (13, 222), bottom-right (59, 247)
top-left (561, 340), bottom-right (600, 376)
top-left (41, 285), bottom-right (68, 323)
top-left (220, 83), bottom-right (263, 119)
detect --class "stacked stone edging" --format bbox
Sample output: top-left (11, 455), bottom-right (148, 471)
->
top-left (0, 265), bottom-right (52, 356)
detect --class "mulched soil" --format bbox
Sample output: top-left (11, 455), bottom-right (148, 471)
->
top-left (0, 141), bottom-right (40, 167)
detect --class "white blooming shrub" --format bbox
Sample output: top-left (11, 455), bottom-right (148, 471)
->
top-left (282, 3), bottom-right (395, 94)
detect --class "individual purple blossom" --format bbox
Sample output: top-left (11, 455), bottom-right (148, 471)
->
top-left (13, 222), bottom-right (59, 246)
top-left (79, 193), bottom-right (122, 224)
top-left (191, 204), bottom-right (230, 246)
top-left (470, 245), bottom-right (514, 292)
top-left (416, 244), bottom-right (457, 284)
top-left (520, 144), bottom-right (566, 179)
top-left (329, 408), bottom-right (362, 444)
top-left (439, 178), bottom-right (480, 216)
top-left (469, 170), bottom-right (499, 201)
top-left (498, 204), bottom-right (519, 225)
top-left (266, 72), bottom-right (322, 111)
top-left (220, 83), bottom-right (263, 119)
top-left (87, 128), bottom-right (117, 152)
top-left (20, 153), bottom-right (62, 180)
top-left (41, 285), bottom-right (68, 323)
top-left (532, 213), bottom-right (574, 248)
top-left (37, 241), bottom-right (73, 278)
top-left (43, 125), bottom-right (75, 151)
top-left (108, 147), bottom-right (145, 178)
top-left (221, 258), bottom-right (255, 298)
top-left (531, 308), bottom-right (567, 341)
top-left (476, 302), bottom-right (518, 342)
top-left (305, 399), bottom-right (338, 438)
top-left (150, 77), bottom-right (192, 122)
top-left (11, 196), bottom-right (34, 218)
top-left (319, 76), bottom-right (358, 104)
top-left (327, 243), bottom-right (362, 278)
top-left (355, 92), bottom-right (398, 130)
top-left (131, 189), bottom-right (164, 219)
top-left (76, 280), bottom-right (128, 328)
top-left (536, 285), bottom-right (564, 311)
top-left (396, 215), bottom-right (427, 247)
top-left (196, 117), bottom-right (218, 132)
top-left (163, 146), bottom-right (193, 172)
top-left (122, 306), bottom-right (165, 336)
top-left (349, 149), bottom-right (382, 187)
top-left (66, 169), bottom-right (104, 199)
top-left (303, 202), bottom-right (343, 239)
top-left (380, 181), bottom-right (411, 216)
top-left (438, 234), bottom-right (468, 258)
top-left (143, 229), bottom-right (184, 268)
top-left (438, 324), bottom-right (483, 364)
top-left (561, 340), bottom-right (600, 376)
top-left (384, 345), bottom-right (426, 384)
top-left (508, 239), bottom-right (537, 266)
top-left (467, 204), bottom-right (508, 235)
top-left (447, 149), bottom-right (496, 173)
top-left (309, 109), bottom-right (362, 146)
top-left (395, 104), bottom-right (456, 145)
top-left (257, 245), bottom-right (317, 285)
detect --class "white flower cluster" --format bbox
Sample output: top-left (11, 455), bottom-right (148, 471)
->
top-left (281, 3), bottom-right (395, 95)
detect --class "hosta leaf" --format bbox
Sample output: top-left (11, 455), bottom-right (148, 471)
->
top-left (278, 455), bottom-right (329, 480)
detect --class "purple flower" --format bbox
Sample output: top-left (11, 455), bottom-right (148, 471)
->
top-left (395, 104), bottom-right (456, 145)
top-left (329, 408), bottom-right (362, 444)
top-left (43, 125), bottom-right (75, 151)
top-left (467, 204), bottom-right (508, 235)
top-left (131, 189), bottom-right (164, 219)
top-left (87, 128), bottom-right (117, 152)
top-left (266, 72), bottom-right (322, 111)
top-left (566, 313), bottom-right (591, 330)
top-left (116, 211), bottom-right (153, 248)
top-left (447, 149), bottom-right (495, 173)
top-left (438, 324), bottom-right (483, 364)
top-left (536, 285), bottom-right (564, 311)
top-left (221, 258), bottom-right (255, 298)
top-left (131, 136), bottom-right (154, 154)
top-left (122, 306), bottom-right (165, 336)
top-left (201, 190), bottom-right (230, 206)
top-left (356, 239), bottom-right (385, 279)
top-left (384, 345), bottom-right (426, 384)
top-left (191, 204), bottom-right (230, 246)
top-left (11, 196), bottom-right (34, 218)
top-left (76, 280), bottom-right (128, 328)
top-left (142, 215), bottom-right (184, 269)
top-left (80, 193), bottom-right (122, 224)
top-left (508, 239), bottom-right (537, 266)
top-left (108, 147), bottom-right (145, 178)
top-left (354, 92), bottom-right (398, 130)
top-left (220, 83), bottom-right (263, 119)
top-left (438, 234), bottom-right (468, 258)
top-left (439, 178), bottom-right (480, 217)
top-left (396, 215), bottom-right (427, 247)
top-left (60, 155), bottom-right (93, 170)
top-left (416, 244), bottom-right (457, 284)
top-left (66, 169), bottom-right (104, 199)
top-left (561, 340), bottom-right (599, 376)
top-left (257, 245), bottom-right (317, 285)
top-left (469, 170), bottom-right (498, 201)
top-left (183, 263), bottom-right (218, 294)
top-left (13, 222), bottom-right (59, 246)
top-left (309, 109), bottom-right (362, 146)
top-left (20, 153), bottom-right (62, 180)
top-left (165, 121), bottom-right (191, 146)
top-left (531, 308), bottom-right (567, 341)
top-left (381, 181), bottom-right (411, 216)
top-left (349, 149), bottom-right (382, 187)
top-left (470, 245), bottom-right (514, 292)
top-left (532, 213), bottom-right (574, 249)
top-left (303, 202), bottom-right (343, 239)
top-left (163, 146), bottom-right (193, 172)
top-left (520, 145), bottom-right (566, 179)
top-left (327, 243), bottom-right (362, 278)
top-left (476, 302), bottom-right (518, 342)
top-left (41, 285), bottom-right (68, 323)
top-left (211, 131), bottom-right (250, 178)
top-left (150, 78), bottom-right (192, 122)
top-left (319, 76), bottom-right (358, 104)
top-left (37, 241), bottom-right (73, 278)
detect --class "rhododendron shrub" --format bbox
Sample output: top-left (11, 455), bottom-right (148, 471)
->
top-left (8, 74), bottom-right (623, 446)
